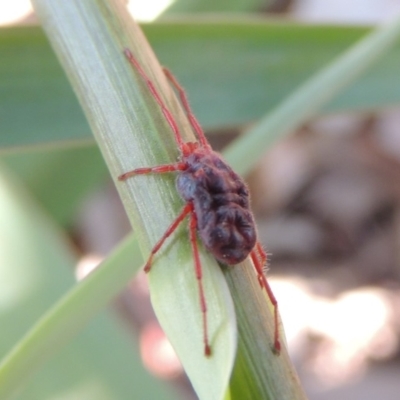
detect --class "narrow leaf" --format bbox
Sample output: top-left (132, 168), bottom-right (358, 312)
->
top-left (31, 1), bottom-right (236, 399)
top-left (224, 14), bottom-right (400, 176)
top-left (2, 20), bottom-right (400, 149)
top-left (0, 164), bottom-right (174, 400)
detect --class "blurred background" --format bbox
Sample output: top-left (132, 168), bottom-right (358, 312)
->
top-left (1, 0), bottom-right (400, 399)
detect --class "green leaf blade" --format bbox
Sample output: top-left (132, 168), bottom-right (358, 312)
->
top-left (31, 1), bottom-right (238, 398)
top-left (223, 15), bottom-right (400, 176)
top-left (2, 20), bottom-right (400, 150)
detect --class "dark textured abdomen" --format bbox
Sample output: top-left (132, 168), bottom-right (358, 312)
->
top-left (176, 149), bottom-right (256, 265)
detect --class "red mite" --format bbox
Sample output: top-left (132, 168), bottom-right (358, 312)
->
top-left (118, 49), bottom-right (280, 357)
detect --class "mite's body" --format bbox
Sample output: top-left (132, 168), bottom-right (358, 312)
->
top-left (119, 49), bottom-right (280, 357)
top-left (176, 147), bottom-right (256, 265)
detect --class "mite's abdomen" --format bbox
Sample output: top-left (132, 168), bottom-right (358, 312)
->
top-left (176, 149), bottom-right (257, 265)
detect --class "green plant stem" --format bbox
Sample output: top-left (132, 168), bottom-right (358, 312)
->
top-left (224, 14), bottom-right (400, 176)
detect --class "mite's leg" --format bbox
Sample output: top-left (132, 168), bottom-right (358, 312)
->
top-left (123, 49), bottom-right (188, 154)
top-left (250, 243), bottom-right (281, 354)
top-left (188, 205), bottom-right (211, 357)
top-left (163, 67), bottom-right (210, 150)
top-left (143, 203), bottom-right (192, 273)
top-left (118, 162), bottom-right (186, 181)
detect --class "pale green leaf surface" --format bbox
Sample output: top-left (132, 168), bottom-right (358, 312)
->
top-left (0, 164), bottom-right (175, 400)
top-left (31, 1), bottom-right (237, 399)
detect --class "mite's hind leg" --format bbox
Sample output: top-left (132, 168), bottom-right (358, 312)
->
top-left (188, 204), bottom-right (211, 357)
top-left (250, 243), bottom-right (281, 354)
top-left (142, 203), bottom-right (192, 273)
